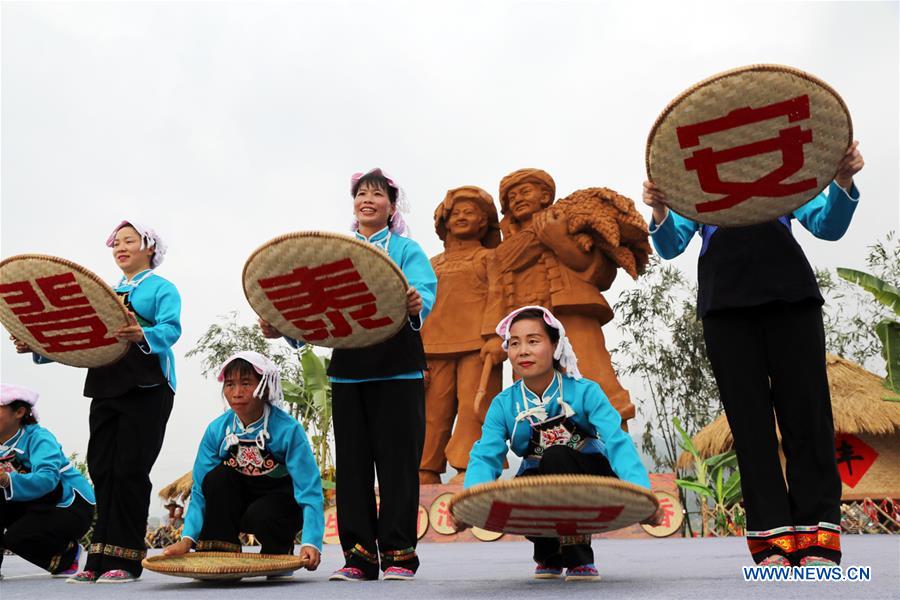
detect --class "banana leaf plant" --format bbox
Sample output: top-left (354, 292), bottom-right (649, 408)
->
top-left (837, 268), bottom-right (900, 399)
top-left (282, 347), bottom-right (336, 500)
top-left (673, 417), bottom-right (744, 536)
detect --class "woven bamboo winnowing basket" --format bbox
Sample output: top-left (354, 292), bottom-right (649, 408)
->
top-left (450, 474), bottom-right (658, 537)
top-left (243, 231), bottom-right (409, 349)
top-left (0, 254), bottom-right (130, 367)
top-left (647, 64), bottom-right (852, 227)
top-left (142, 551), bottom-right (308, 580)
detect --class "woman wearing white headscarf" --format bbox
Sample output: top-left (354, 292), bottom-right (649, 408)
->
top-left (458, 306), bottom-right (656, 582)
top-left (163, 351), bottom-right (324, 571)
top-left (13, 220), bottom-right (181, 583)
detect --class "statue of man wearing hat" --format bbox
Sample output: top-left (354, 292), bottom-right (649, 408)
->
top-left (481, 168), bottom-right (635, 425)
top-left (419, 186), bottom-right (504, 485)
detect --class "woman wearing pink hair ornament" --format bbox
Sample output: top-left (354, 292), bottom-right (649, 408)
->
top-left (452, 306), bottom-right (662, 582)
top-left (259, 168), bottom-right (437, 582)
top-left (11, 219), bottom-right (181, 584)
top-left (0, 384), bottom-right (95, 580)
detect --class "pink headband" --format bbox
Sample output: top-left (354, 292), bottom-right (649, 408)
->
top-left (1, 384), bottom-right (39, 421)
top-left (105, 220), bottom-right (167, 269)
top-left (350, 168), bottom-right (410, 237)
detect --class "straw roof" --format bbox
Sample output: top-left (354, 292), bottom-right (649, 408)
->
top-left (677, 354), bottom-right (900, 468)
top-left (159, 470), bottom-right (193, 503)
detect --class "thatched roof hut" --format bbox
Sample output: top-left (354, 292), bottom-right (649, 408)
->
top-left (159, 470), bottom-right (193, 504)
top-left (678, 355), bottom-right (900, 500)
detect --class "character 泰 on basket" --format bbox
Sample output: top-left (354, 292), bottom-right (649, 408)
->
top-left (642, 141), bottom-right (865, 567)
top-left (0, 384), bottom-right (96, 580)
top-left (164, 351), bottom-right (323, 573)
top-left (260, 168), bottom-right (437, 581)
top-left (453, 306), bottom-right (662, 581)
top-left (13, 220), bottom-right (181, 583)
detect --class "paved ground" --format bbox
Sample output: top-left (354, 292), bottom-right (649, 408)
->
top-left (2, 536), bottom-right (897, 599)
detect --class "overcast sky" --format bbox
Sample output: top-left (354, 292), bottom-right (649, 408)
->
top-left (2, 1), bottom-right (898, 516)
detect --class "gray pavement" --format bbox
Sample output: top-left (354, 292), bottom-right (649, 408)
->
top-left (2, 536), bottom-right (898, 600)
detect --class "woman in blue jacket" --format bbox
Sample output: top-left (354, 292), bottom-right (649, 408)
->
top-left (0, 384), bottom-right (96, 579)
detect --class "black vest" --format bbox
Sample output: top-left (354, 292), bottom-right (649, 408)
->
top-left (83, 290), bottom-right (166, 398)
top-left (327, 321), bottom-right (427, 379)
top-left (697, 220), bottom-right (823, 318)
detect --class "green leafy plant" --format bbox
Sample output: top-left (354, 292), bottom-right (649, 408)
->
top-left (673, 417), bottom-right (744, 536)
top-left (836, 268), bottom-right (900, 399)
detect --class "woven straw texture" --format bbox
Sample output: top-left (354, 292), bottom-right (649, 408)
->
top-left (0, 254), bottom-right (129, 367)
top-left (647, 64), bottom-right (852, 227)
top-left (449, 475), bottom-right (658, 537)
top-left (243, 231), bottom-right (409, 349)
top-left (142, 552), bottom-right (307, 580)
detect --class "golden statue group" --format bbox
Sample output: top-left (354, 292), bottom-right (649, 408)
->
top-left (2, 134), bottom-right (866, 586)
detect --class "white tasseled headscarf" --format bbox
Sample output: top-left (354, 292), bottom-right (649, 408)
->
top-left (350, 168), bottom-right (411, 237)
top-left (0, 384), bottom-right (39, 422)
top-left (216, 351), bottom-right (285, 451)
top-left (495, 305), bottom-right (582, 380)
top-left (106, 220), bottom-right (168, 269)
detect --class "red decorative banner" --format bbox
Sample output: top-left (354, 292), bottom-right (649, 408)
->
top-left (834, 433), bottom-right (877, 488)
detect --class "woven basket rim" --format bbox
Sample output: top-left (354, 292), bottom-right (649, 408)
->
top-left (449, 474), bottom-right (659, 513)
top-left (0, 253), bottom-right (130, 366)
top-left (143, 551), bottom-right (307, 576)
top-left (645, 63), bottom-right (853, 180)
top-left (242, 230), bottom-right (409, 306)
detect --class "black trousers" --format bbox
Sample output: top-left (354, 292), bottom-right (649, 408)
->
top-left (331, 379), bottom-right (425, 579)
top-left (519, 445), bottom-right (616, 568)
top-left (0, 490), bottom-right (94, 573)
top-left (196, 463), bottom-right (302, 554)
top-left (85, 384), bottom-right (174, 575)
top-left (703, 302), bottom-right (842, 564)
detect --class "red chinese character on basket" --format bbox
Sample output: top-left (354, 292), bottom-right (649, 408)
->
top-left (657, 496), bottom-right (674, 529)
top-left (676, 95), bottom-right (818, 214)
top-left (258, 258), bottom-right (394, 341)
top-left (484, 501), bottom-right (624, 536)
top-left (0, 273), bottom-right (118, 353)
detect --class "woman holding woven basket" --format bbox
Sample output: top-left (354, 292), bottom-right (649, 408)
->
top-left (642, 141), bottom-right (865, 568)
top-left (259, 168), bottom-right (437, 582)
top-left (454, 306), bottom-right (660, 582)
top-left (12, 220), bottom-right (181, 583)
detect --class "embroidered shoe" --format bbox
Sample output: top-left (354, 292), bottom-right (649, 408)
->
top-left (534, 563), bottom-right (563, 579)
top-left (66, 569), bottom-right (100, 584)
top-left (54, 545), bottom-right (84, 578)
top-left (383, 566), bottom-right (415, 581)
top-left (759, 555), bottom-right (792, 567)
top-left (565, 563), bottom-right (601, 581)
top-left (800, 556), bottom-right (838, 567)
top-left (96, 569), bottom-right (138, 583)
top-left (329, 566), bottom-right (369, 581)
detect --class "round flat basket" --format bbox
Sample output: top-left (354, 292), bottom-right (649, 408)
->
top-left (450, 475), bottom-right (658, 537)
top-left (243, 231), bottom-right (409, 349)
top-left (647, 64), bottom-right (852, 227)
top-left (0, 254), bottom-right (130, 368)
top-left (142, 552), bottom-right (308, 580)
